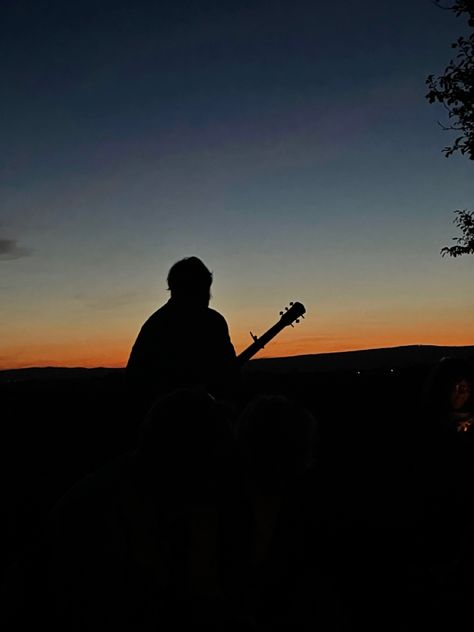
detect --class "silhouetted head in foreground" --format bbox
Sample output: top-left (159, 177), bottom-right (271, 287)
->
top-left (136, 388), bottom-right (238, 502)
top-left (236, 394), bottom-right (317, 494)
top-left (167, 256), bottom-right (213, 308)
top-left (422, 356), bottom-right (474, 433)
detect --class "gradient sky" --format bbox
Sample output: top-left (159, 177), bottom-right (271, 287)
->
top-left (1, 0), bottom-right (473, 368)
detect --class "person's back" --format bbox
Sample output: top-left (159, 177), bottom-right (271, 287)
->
top-left (235, 394), bottom-right (349, 630)
top-left (4, 389), bottom-right (255, 630)
top-left (127, 257), bottom-right (238, 405)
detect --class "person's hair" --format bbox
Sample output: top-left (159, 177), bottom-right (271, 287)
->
top-left (421, 356), bottom-right (474, 421)
top-left (235, 394), bottom-right (317, 493)
top-left (136, 388), bottom-right (237, 501)
top-left (167, 257), bottom-right (213, 299)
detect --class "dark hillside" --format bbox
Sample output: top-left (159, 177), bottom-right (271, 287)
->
top-left (3, 346), bottom-right (474, 630)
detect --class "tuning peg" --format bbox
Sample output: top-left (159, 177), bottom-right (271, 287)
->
top-left (290, 323), bottom-right (294, 327)
top-left (285, 306), bottom-right (289, 311)
top-left (290, 301), bottom-right (294, 306)
top-left (296, 319), bottom-right (300, 324)
top-left (279, 311), bottom-right (283, 316)
top-left (301, 314), bottom-right (305, 319)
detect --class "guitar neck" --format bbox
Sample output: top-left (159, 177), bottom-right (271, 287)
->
top-left (237, 320), bottom-right (289, 367)
top-left (236, 301), bottom-right (306, 367)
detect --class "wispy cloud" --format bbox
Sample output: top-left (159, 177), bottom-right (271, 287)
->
top-left (74, 291), bottom-right (138, 311)
top-left (0, 238), bottom-right (32, 261)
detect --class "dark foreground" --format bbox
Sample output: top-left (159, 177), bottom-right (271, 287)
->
top-left (2, 356), bottom-right (474, 630)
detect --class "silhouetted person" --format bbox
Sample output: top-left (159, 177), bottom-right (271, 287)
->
top-left (127, 257), bottom-right (238, 407)
top-left (4, 389), bottom-right (255, 630)
top-left (398, 360), bottom-right (474, 631)
top-left (421, 356), bottom-right (474, 436)
top-left (235, 394), bottom-right (349, 630)
top-left (414, 357), bottom-right (474, 580)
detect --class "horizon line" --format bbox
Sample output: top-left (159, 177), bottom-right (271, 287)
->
top-left (2, 342), bottom-right (474, 372)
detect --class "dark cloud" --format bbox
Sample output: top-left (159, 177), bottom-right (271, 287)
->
top-left (0, 238), bottom-right (32, 261)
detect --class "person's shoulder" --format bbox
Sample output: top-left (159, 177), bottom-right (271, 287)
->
top-left (139, 302), bottom-right (171, 329)
top-left (206, 307), bottom-right (229, 326)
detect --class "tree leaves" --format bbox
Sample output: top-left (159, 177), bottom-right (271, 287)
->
top-left (426, 3), bottom-right (474, 160)
top-left (441, 210), bottom-right (474, 257)
top-left (428, 2), bottom-right (474, 257)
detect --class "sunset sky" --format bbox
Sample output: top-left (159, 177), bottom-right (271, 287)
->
top-left (2, 0), bottom-right (473, 369)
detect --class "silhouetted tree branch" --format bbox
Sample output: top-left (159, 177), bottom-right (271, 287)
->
top-left (440, 209), bottom-right (474, 256)
top-left (426, 1), bottom-right (474, 256)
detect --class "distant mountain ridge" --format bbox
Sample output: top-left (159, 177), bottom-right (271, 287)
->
top-left (0, 366), bottom-right (120, 383)
top-left (1, 345), bottom-right (473, 382)
top-left (245, 344), bottom-right (474, 374)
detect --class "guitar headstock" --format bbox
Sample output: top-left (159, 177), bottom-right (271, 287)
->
top-left (279, 301), bottom-right (306, 327)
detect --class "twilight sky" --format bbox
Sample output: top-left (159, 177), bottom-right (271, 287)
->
top-left (1, 0), bottom-right (473, 368)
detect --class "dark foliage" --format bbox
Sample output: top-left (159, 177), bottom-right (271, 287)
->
top-left (426, 1), bottom-right (474, 160)
top-left (426, 1), bottom-right (474, 256)
top-left (440, 209), bottom-right (474, 256)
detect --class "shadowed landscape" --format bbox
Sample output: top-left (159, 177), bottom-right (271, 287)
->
top-left (3, 344), bottom-right (474, 629)
top-left (3, 344), bottom-right (474, 539)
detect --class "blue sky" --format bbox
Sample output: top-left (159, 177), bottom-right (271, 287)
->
top-left (1, 0), bottom-right (473, 367)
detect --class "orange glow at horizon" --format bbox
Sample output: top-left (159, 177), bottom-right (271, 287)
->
top-left (2, 326), bottom-right (474, 370)
top-left (253, 332), bottom-right (474, 359)
top-left (1, 339), bottom-right (132, 370)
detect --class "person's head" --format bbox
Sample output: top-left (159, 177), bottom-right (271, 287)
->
top-left (422, 356), bottom-right (474, 419)
top-left (451, 376), bottom-right (472, 412)
top-left (136, 388), bottom-right (237, 502)
top-left (167, 256), bottom-right (213, 307)
top-left (235, 394), bottom-right (317, 494)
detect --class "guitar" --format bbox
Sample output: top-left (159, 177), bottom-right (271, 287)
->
top-left (237, 301), bottom-right (306, 366)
